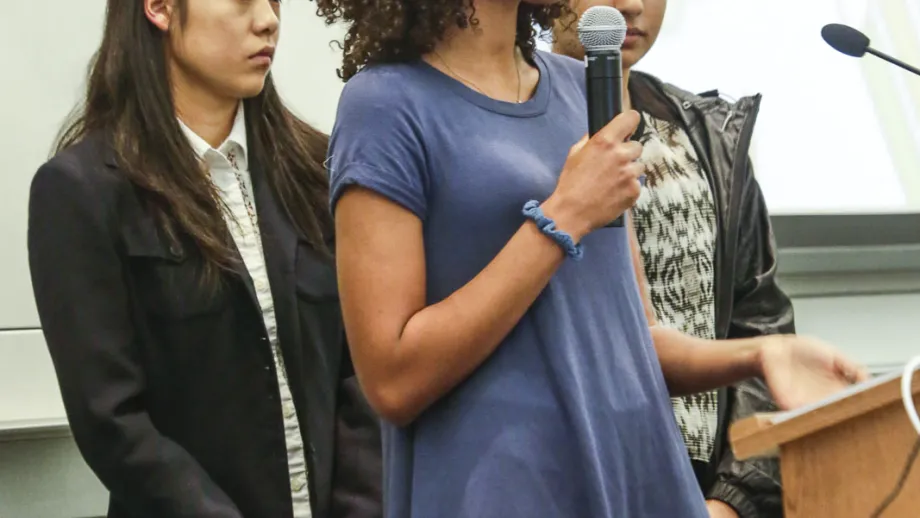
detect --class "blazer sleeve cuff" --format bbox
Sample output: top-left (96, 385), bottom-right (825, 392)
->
top-left (707, 481), bottom-right (760, 518)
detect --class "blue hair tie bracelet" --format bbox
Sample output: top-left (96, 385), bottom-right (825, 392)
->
top-left (522, 200), bottom-right (584, 260)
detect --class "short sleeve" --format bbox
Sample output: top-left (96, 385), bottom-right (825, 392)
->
top-left (328, 68), bottom-right (429, 220)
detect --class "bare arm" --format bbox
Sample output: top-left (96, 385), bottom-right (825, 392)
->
top-left (335, 112), bottom-right (643, 426)
top-left (336, 188), bottom-right (567, 425)
top-left (650, 327), bottom-right (764, 396)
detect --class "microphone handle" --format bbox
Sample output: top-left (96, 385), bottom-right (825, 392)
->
top-left (586, 50), bottom-right (625, 228)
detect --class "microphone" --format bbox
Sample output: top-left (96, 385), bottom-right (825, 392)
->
top-left (578, 6), bottom-right (628, 228)
top-left (821, 23), bottom-right (920, 77)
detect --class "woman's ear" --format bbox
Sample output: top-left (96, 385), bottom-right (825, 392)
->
top-left (144, 0), bottom-right (174, 32)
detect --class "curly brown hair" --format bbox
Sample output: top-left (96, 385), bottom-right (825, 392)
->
top-left (314, 0), bottom-right (571, 81)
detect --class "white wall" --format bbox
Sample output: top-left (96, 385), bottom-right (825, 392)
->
top-left (1, 4), bottom-right (103, 329)
top-left (0, 437), bottom-right (106, 518)
top-left (272, 3), bottom-right (348, 133)
top-left (0, 331), bottom-right (63, 429)
top-left (791, 293), bottom-right (920, 370)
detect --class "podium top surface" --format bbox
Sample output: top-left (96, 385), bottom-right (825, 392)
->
top-left (731, 368), bottom-right (920, 460)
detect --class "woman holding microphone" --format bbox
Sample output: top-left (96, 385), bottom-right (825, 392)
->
top-left (27, 0), bottom-right (380, 516)
top-left (318, 0), bottom-right (865, 516)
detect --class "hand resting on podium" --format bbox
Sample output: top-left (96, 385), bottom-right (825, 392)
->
top-left (758, 334), bottom-right (871, 410)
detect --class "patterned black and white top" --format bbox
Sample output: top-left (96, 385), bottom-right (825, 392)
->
top-left (632, 112), bottom-right (719, 463)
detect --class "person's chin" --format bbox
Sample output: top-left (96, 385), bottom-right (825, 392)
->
top-left (237, 76), bottom-right (269, 99)
top-left (621, 48), bottom-right (644, 70)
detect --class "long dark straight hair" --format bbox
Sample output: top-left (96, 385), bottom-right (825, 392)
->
top-left (56, 0), bottom-right (331, 285)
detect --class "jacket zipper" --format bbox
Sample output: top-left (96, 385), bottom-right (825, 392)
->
top-left (724, 95), bottom-right (763, 333)
top-left (721, 111), bottom-right (734, 132)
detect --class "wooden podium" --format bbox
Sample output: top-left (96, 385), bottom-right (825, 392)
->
top-left (730, 370), bottom-right (920, 518)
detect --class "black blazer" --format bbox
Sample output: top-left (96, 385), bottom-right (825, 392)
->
top-left (27, 133), bottom-right (382, 518)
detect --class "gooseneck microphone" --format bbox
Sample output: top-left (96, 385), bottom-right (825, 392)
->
top-left (578, 6), bottom-right (629, 228)
top-left (821, 23), bottom-right (920, 77)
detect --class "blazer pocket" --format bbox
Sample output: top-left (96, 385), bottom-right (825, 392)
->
top-left (125, 235), bottom-right (230, 319)
top-left (294, 242), bottom-right (339, 302)
top-left (293, 241), bottom-right (345, 397)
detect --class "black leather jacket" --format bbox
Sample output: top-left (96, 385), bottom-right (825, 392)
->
top-left (630, 71), bottom-right (795, 518)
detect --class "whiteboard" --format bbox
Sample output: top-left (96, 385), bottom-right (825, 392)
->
top-left (0, 1), bottom-right (346, 329)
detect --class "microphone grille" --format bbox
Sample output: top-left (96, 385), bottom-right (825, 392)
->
top-left (577, 6), bottom-right (627, 51)
top-left (821, 23), bottom-right (870, 58)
